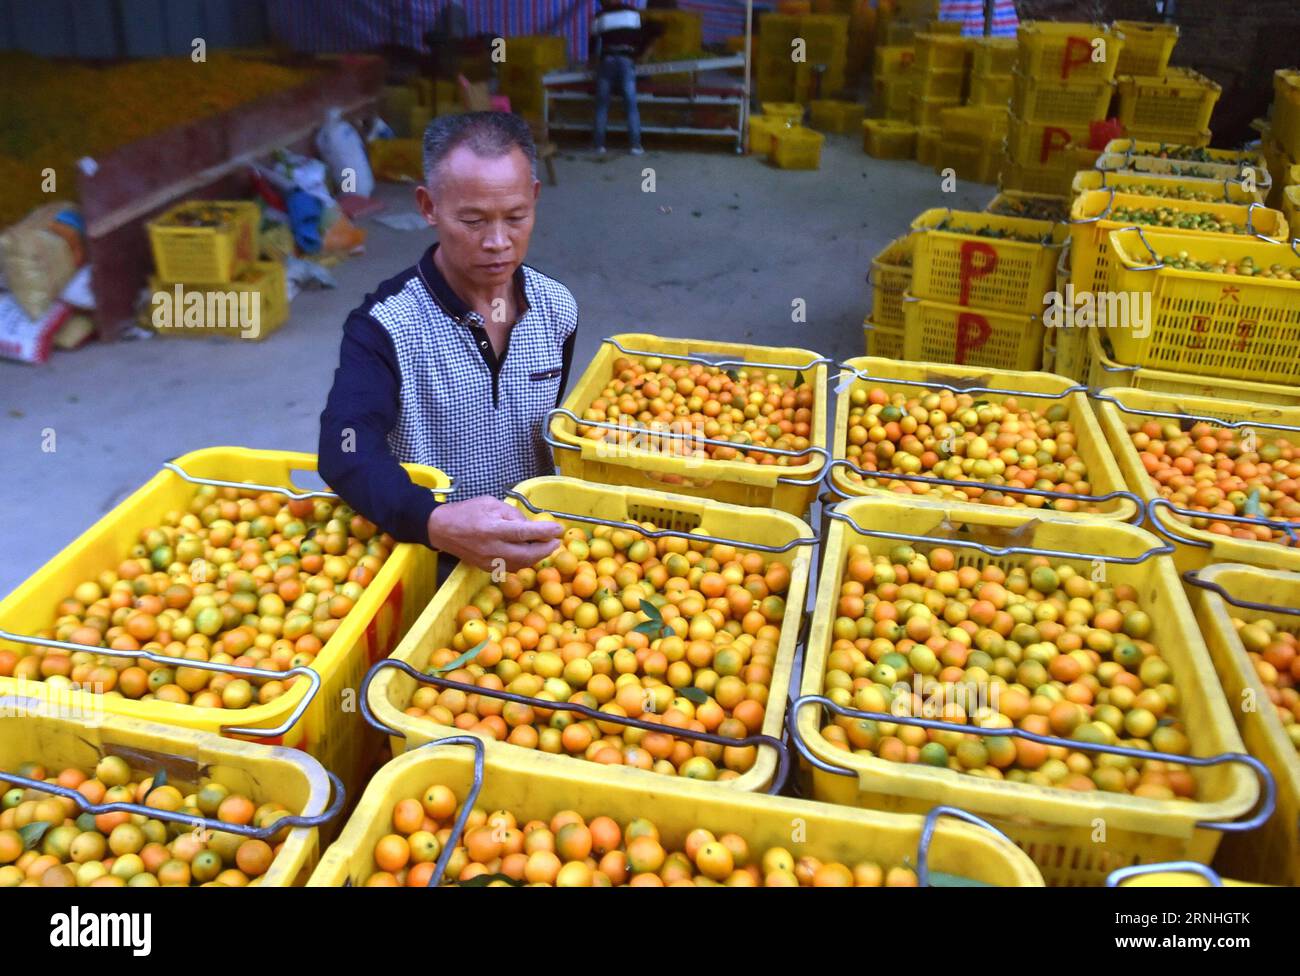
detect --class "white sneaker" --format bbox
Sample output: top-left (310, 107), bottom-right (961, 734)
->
top-left (630, 146), bottom-right (645, 156)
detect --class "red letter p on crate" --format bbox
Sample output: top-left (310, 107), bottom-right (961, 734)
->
top-left (1061, 36), bottom-right (1092, 80)
top-left (955, 312), bottom-right (991, 365)
top-left (958, 240), bottom-right (997, 306)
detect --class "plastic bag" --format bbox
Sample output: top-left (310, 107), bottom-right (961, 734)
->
top-left (315, 107), bottom-right (375, 198)
top-left (0, 203), bottom-right (85, 320)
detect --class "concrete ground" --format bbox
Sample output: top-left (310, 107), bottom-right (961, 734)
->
top-left (0, 134), bottom-right (994, 596)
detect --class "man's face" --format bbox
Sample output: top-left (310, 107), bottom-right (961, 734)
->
top-left (416, 145), bottom-right (540, 290)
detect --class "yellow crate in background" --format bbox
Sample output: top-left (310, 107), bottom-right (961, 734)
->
top-left (309, 739), bottom-right (1044, 886)
top-left (940, 104), bottom-right (1009, 141)
top-left (915, 67), bottom-right (964, 100)
top-left (1007, 114), bottom-right (1091, 168)
top-left (1096, 151), bottom-right (1272, 194)
top-left (1274, 70), bottom-right (1300, 158)
top-left (1187, 564), bottom-right (1300, 886)
top-left (1104, 139), bottom-right (1266, 169)
top-left (971, 36), bottom-right (1018, 76)
top-left (501, 33), bottom-right (566, 70)
top-left (0, 448), bottom-right (448, 816)
top-left (1093, 387), bottom-right (1300, 573)
top-left (811, 98), bottom-right (866, 133)
top-left (0, 701), bottom-right (338, 886)
top-left (911, 93), bottom-right (960, 128)
top-left (909, 208), bottom-right (1067, 315)
top-left (1068, 189), bottom-right (1289, 299)
top-left (862, 118), bottom-right (917, 158)
top-left (874, 74), bottom-right (916, 120)
top-left (1072, 167), bottom-right (1264, 204)
top-left (1042, 240), bottom-right (1091, 383)
top-left (913, 32), bottom-right (969, 73)
top-left (1017, 21), bottom-right (1125, 83)
top-left (985, 189), bottom-right (1071, 222)
top-left (968, 72), bottom-right (1013, 107)
top-left (936, 142), bottom-right (999, 184)
top-left (1086, 326), bottom-right (1300, 407)
top-left (794, 495), bottom-right (1258, 885)
top-left (999, 154), bottom-right (1077, 196)
top-left (147, 200), bottom-right (259, 283)
top-left (1284, 184), bottom-right (1300, 233)
top-left (762, 100), bottom-right (805, 123)
top-left (1112, 20), bottom-right (1178, 76)
top-left (367, 477), bottom-right (815, 795)
top-left (1107, 227), bottom-right (1300, 385)
top-left (829, 356), bottom-right (1136, 518)
top-left (1121, 128), bottom-right (1212, 149)
top-left (902, 295), bottom-right (1043, 370)
top-left (772, 125), bottom-right (825, 168)
top-left (870, 233), bottom-right (915, 334)
top-left (1118, 68), bottom-right (1222, 134)
top-left (146, 261), bottom-right (289, 341)
top-left (873, 44), bottom-right (916, 78)
top-left (367, 137), bottom-right (423, 183)
top-left (747, 114), bottom-right (790, 155)
top-left (915, 125), bottom-right (942, 166)
top-left (863, 316), bottom-right (904, 360)
top-left (1011, 72), bottom-right (1114, 125)
top-left (550, 334), bottom-right (828, 514)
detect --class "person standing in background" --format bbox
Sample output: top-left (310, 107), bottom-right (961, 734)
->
top-left (590, 0), bottom-right (663, 155)
top-left (938, 0), bottom-right (1018, 37)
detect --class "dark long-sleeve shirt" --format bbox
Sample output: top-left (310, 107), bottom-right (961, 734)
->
top-left (318, 244), bottom-right (578, 545)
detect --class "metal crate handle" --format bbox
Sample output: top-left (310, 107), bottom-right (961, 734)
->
top-left (915, 805), bottom-right (1020, 888)
top-left (1106, 861), bottom-right (1223, 887)
top-left (543, 407), bottom-right (830, 488)
top-left (1068, 185), bottom-right (1117, 225)
top-left (504, 488), bottom-right (819, 553)
top-left (602, 335), bottom-right (835, 374)
top-left (832, 362), bottom-right (1088, 399)
top-left (163, 460), bottom-right (453, 502)
top-left (360, 658), bottom-right (791, 795)
top-left (788, 694), bottom-right (1277, 833)
top-left (0, 762), bottom-right (344, 841)
top-left (824, 458), bottom-right (1145, 523)
top-left (0, 628), bottom-right (321, 739)
top-left (1145, 497), bottom-right (1300, 549)
top-left (824, 505), bottom-right (1173, 563)
top-left (1182, 568), bottom-right (1300, 617)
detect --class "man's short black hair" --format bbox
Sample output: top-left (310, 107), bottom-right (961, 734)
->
top-left (422, 111), bottom-right (538, 188)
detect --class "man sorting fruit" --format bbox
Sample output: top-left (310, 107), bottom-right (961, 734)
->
top-left (319, 112), bottom-right (574, 572)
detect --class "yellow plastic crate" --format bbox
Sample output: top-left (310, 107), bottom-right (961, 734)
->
top-left (793, 495), bottom-right (1260, 885)
top-left (1185, 564), bottom-right (1300, 885)
top-left (939, 105), bottom-right (1008, 141)
top-left (1073, 167), bottom-right (1264, 204)
top-left (1122, 127), bottom-right (1212, 149)
top-left (1112, 20), bottom-right (1178, 77)
top-left (913, 32), bottom-right (969, 73)
top-left (915, 125), bottom-right (942, 166)
top-left (909, 208), bottom-right (1067, 315)
top-left (500, 33), bottom-right (566, 70)
top-left (0, 448), bottom-right (448, 816)
top-left (1094, 386), bottom-right (1300, 572)
top-left (366, 477), bottom-right (814, 795)
top-left (968, 72), bottom-right (1013, 107)
top-left (862, 119), bottom-right (917, 159)
top-left (985, 189), bottom-right (1071, 222)
top-left (761, 101), bottom-right (805, 124)
top-left (146, 261), bottom-right (289, 341)
top-left (935, 142), bottom-right (999, 184)
top-left (772, 126), bottom-right (825, 169)
top-left (1068, 189), bottom-right (1289, 299)
top-left (1118, 68), bottom-right (1221, 134)
top-left (869, 234), bottom-right (914, 333)
top-left (902, 294), bottom-right (1043, 370)
top-left (915, 67), bottom-right (964, 101)
top-left (812, 98), bottom-right (865, 133)
top-left (862, 316), bottom-right (904, 360)
top-left (147, 200), bottom-right (260, 284)
top-left (1109, 863), bottom-right (1264, 886)
top-left (1016, 21), bottom-right (1125, 84)
top-left (1275, 70), bottom-right (1300, 158)
top-left (970, 36), bottom-right (1018, 77)
top-left (999, 155), bottom-right (1077, 196)
top-left (829, 356), bottom-right (1138, 519)
top-left (1096, 151), bottom-right (1272, 195)
top-left (549, 334), bottom-right (828, 515)
top-left (1284, 185), bottom-right (1300, 236)
top-left (1106, 226), bottom-right (1300, 385)
top-left (309, 738), bottom-right (1045, 886)
top-left (1007, 114), bottom-right (1091, 169)
top-left (911, 94), bottom-right (959, 128)
top-left (0, 699), bottom-right (338, 886)
top-left (747, 114), bottom-right (791, 155)
top-left (367, 137), bottom-right (423, 182)
top-left (874, 75), bottom-right (917, 120)
top-left (1102, 138), bottom-right (1253, 165)
top-left (1011, 72), bottom-right (1114, 125)
top-left (873, 44), bottom-right (916, 78)
top-left (1086, 326), bottom-right (1300, 407)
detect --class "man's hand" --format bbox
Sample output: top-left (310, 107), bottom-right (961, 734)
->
top-left (426, 496), bottom-right (563, 572)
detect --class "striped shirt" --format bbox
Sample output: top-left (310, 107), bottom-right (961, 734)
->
top-left (318, 244), bottom-right (578, 544)
top-left (938, 0), bottom-right (1019, 37)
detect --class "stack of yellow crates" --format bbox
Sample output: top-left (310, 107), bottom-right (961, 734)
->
top-left (1264, 70), bottom-right (1300, 217)
top-left (877, 0), bottom-right (937, 47)
top-left (642, 9), bottom-right (704, 83)
top-left (872, 44), bottom-right (916, 122)
top-left (1002, 21), bottom-right (1124, 198)
top-left (968, 36), bottom-right (1017, 108)
top-left (935, 105), bottom-right (1007, 184)
top-left (910, 32), bottom-right (970, 130)
top-left (499, 35), bottom-right (568, 119)
top-left (1116, 67), bottom-right (1219, 148)
top-left (757, 10), bottom-right (849, 103)
top-left (757, 12), bottom-right (802, 101)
